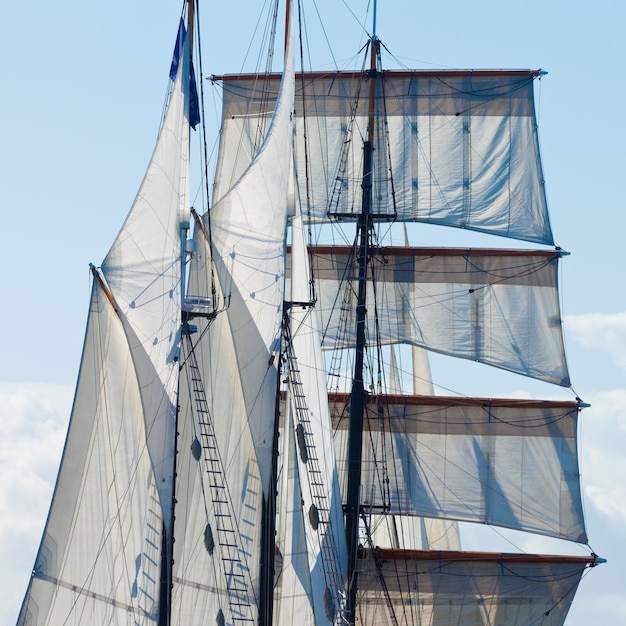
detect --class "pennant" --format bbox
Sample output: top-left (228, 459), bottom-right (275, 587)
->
top-left (169, 18), bottom-right (200, 130)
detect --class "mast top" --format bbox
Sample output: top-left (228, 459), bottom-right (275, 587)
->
top-left (372, 0), bottom-right (378, 41)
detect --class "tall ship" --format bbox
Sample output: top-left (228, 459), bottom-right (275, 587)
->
top-left (17, 1), bottom-right (603, 624)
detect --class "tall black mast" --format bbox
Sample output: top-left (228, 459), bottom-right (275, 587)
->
top-left (259, 3), bottom-right (291, 625)
top-left (344, 33), bottom-right (379, 625)
top-left (158, 2), bottom-right (196, 625)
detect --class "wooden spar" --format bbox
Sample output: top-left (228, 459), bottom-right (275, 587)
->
top-left (284, 0), bottom-right (290, 54)
top-left (89, 264), bottom-right (120, 318)
top-left (211, 68), bottom-right (544, 82)
top-left (327, 392), bottom-right (580, 411)
top-left (190, 207), bottom-right (207, 238)
top-left (306, 245), bottom-right (562, 258)
top-left (359, 547), bottom-right (599, 566)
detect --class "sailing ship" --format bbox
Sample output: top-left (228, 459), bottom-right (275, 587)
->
top-left (17, 0), bottom-right (604, 624)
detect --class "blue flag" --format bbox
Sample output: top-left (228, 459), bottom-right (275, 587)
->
top-left (169, 19), bottom-right (200, 130)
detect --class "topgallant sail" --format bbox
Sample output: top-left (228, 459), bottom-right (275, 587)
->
top-left (17, 1), bottom-right (604, 625)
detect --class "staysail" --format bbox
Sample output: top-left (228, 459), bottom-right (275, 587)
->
top-left (17, 17), bottom-right (195, 624)
top-left (17, 281), bottom-right (162, 625)
top-left (275, 207), bottom-right (348, 624)
top-left (169, 3), bottom-right (296, 624)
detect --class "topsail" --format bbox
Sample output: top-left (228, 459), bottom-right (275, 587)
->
top-left (216, 70), bottom-right (552, 244)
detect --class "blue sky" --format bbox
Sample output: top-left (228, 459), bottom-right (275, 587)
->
top-left (1, 0), bottom-right (625, 624)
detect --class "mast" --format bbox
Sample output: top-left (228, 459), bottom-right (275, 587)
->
top-left (258, 357), bottom-right (282, 626)
top-left (345, 32), bottom-right (379, 625)
top-left (259, 3), bottom-right (291, 624)
top-left (158, 2), bottom-right (195, 624)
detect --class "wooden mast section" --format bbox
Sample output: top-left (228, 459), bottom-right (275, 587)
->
top-left (344, 29), bottom-right (380, 625)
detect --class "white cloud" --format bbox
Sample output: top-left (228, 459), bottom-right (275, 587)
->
top-left (0, 383), bottom-right (71, 625)
top-left (567, 589), bottom-right (626, 625)
top-left (566, 312), bottom-right (626, 370)
top-left (579, 389), bottom-right (626, 524)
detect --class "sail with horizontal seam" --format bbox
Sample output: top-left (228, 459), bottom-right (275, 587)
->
top-left (330, 394), bottom-right (586, 542)
top-left (289, 246), bottom-right (570, 386)
top-left (215, 70), bottom-right (552, 244)
top-left (355, 549), bottom-right (590, 626)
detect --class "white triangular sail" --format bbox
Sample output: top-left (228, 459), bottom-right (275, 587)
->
top-left (170, 5), bottom-right (295, 624)
top-left (206, 9), bottom-right (295, 499)
top-left (17, 31), bottom-right (195, 623)
top-left (17, 283), bottom-right (161, 626)
top-left (274, 410), bottom-right (317, 625)
top-left (101, 50), bottom-right (192, 530)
